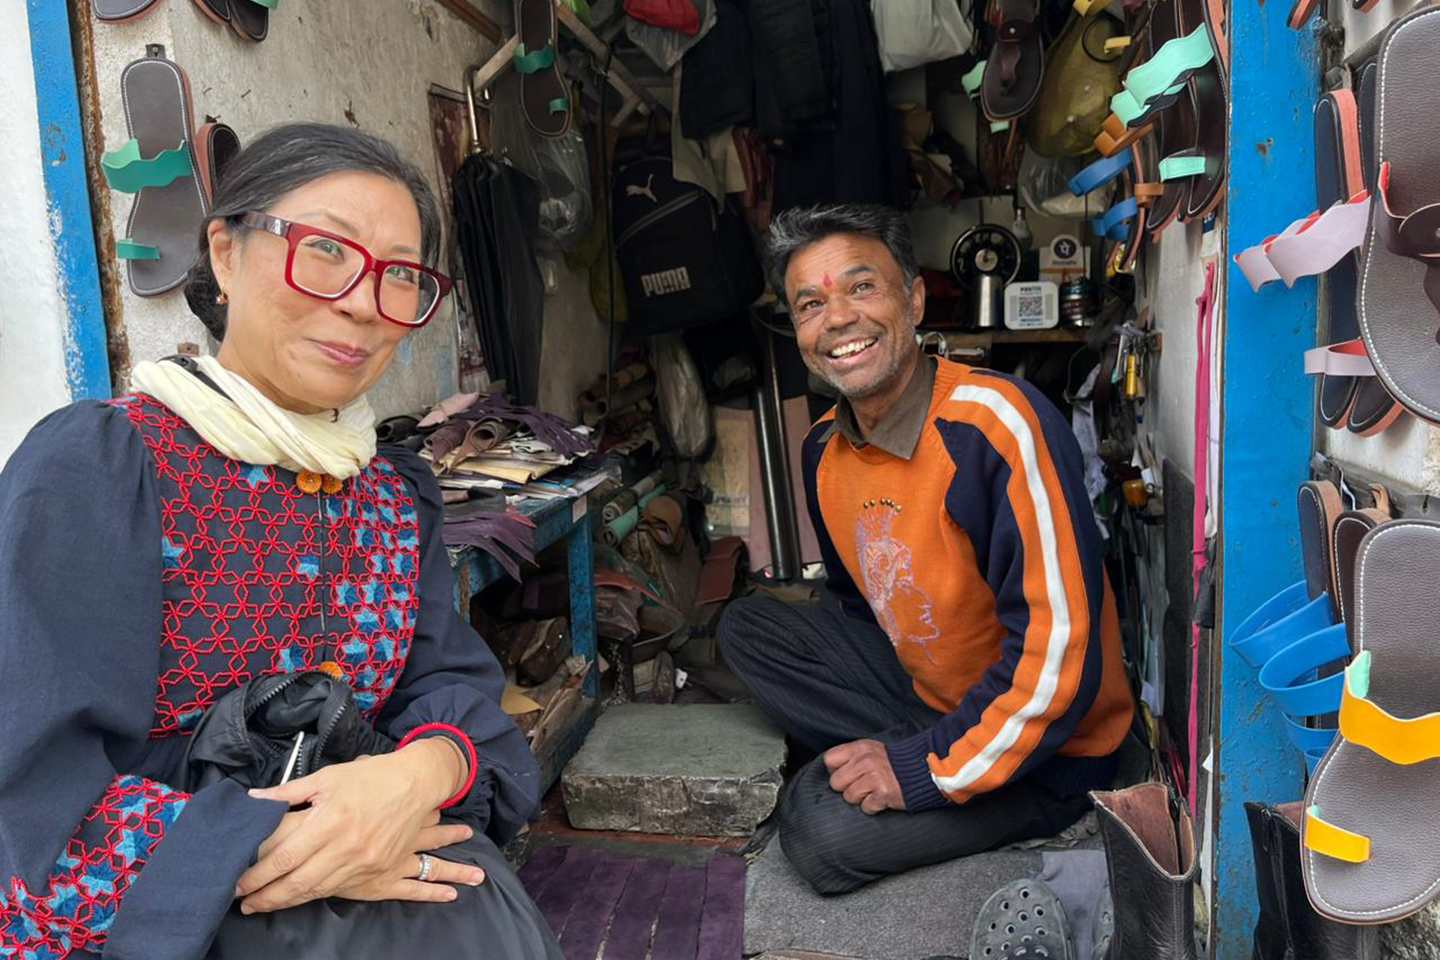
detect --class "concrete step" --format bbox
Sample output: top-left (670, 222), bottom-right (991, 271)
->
top-left (561, 703), bottom-right (786, 836)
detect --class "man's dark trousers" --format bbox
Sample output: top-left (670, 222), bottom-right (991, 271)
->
top-left (717, 592), bottom-right (1117, 895)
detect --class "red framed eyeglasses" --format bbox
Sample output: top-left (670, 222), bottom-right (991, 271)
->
top-left (239, 212), bottom-right (453, 328)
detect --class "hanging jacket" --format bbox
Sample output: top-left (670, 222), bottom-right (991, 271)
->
top-left (679, 0), bottom-right (755, 140)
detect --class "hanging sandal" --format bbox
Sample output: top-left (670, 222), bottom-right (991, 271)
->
top-left (981, 0), bottom-right (1047, 121)
top-left (971, 879), bottom-right (1073, 959)
top-left (1344, 57), bottom-right (1403, 436)
top-left (190, 0), bottom-right (231, 26)
top-left (228, 0), bottom-right (274, 41)
top-left (103, 51), bottom-right (208, 298)
top-left (1356, 9), bottom-right (1440, 431)
top-left (1302, 518), bottom-right (1440, 924)
top-left (194, 119), bottom-right (241, 205)
top-left (93, 0), bottom-right (164, 23)
top-left (513, 0), bottom-right (572, 137)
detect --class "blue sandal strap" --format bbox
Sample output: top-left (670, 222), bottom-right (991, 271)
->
top-left (1069, 152), bottom-right (1133, 196)
top-left (1229, 584), bottom-right (1332, 669)
top-left (1258, 622), bottom-right (1350, 718)
top-left (1093, 197), bottom-right (1139, 240)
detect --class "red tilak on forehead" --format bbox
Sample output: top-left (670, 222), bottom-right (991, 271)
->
top-left (823, 272), bottom-right (834, 288)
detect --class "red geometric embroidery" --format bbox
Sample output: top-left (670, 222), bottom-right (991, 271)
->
top-left (0, 775), bottom-right (188, 958)
top-left (107, 394), bottom-right (421, 735)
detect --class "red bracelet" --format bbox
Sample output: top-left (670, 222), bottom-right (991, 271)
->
top-left (398, 723), bottom-right (479, 809)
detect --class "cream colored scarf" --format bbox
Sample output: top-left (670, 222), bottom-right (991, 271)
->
top-left (129, 355), bottom-right (377, 479)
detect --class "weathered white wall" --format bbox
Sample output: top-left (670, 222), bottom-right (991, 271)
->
top-left (0, 7), bottom-right (78, 466)
top-left (89, 0), bottom-right (608, 420)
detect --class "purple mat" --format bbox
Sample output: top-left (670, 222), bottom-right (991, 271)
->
top-left (603, 858), bottom-right (673, 960)
top-left (535, 847), bottom-right (604, 935)
top-left (561, 855), bottom-right (636, 960)
top-left (519, 848), bottom-right (745, 960)
top-left (697, 856), bottom-right (746, 960)
top-left (649, 864), bottom-right (708, 960)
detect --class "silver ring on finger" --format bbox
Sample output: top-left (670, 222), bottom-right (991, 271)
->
top-left (417, 853), bottom-right (434, 882)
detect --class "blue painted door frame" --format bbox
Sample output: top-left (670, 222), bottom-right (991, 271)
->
top-left (1216, 6), bottom-right (1320, 957)
top-left (28, 0), bottom-right (111, 401)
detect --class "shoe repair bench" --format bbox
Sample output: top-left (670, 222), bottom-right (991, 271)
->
top-left (449, 492), bottom-right (599, 792)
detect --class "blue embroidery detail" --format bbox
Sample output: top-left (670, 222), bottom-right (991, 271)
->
top-left (278, 646), bottom-right (306, 672)
top-left (356, 610), bottom-right (381, 633)
top-left (335, 582), bottom-right (359, 607)
top-left (161, 537), bottom-right (185, 570)
top-left (295, 555), bottom-right (320, 580)
top-left (244, 465), bottom-right (270, 489)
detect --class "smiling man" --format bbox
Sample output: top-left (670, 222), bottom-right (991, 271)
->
top-left (718, 204), bottom-right (1134, 894)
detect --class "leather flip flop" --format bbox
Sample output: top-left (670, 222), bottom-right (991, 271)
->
top-left (1358, 8), bottom-right (1440, 429)
top-left (1299, 479), bottom-right (1346, 623)
top-left (190, 0), bottom-right (231, 26)
top-left (1348, 56), bottom-right (1405, 436)
top-left (982, 0), bottom-right (1046, 121)
top-left (513, 0), bottom-right (572, 138)
top-left (1174, 0), bottom-right (1227, 221)
top-left (1331, 488), bottom-right (1391, 639)
top-left (1302, 518), bottom-right (1440, 924)
top-left (193, 119), bottom-right (241, 205)
top-left (1313, 90), bottom-right (1367, 429)
top-left (228, 0), bottom-right (273, 42)
top-left (103, 53), bottom-right (208, 298)
top-left (93, 0), bottom-right (164, 23)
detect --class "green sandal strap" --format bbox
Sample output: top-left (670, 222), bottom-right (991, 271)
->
top-left (990, 119), bottom-right (1011, 133)
top-left (1118, 25), bottom-right (1214, 110)
top-left (116, 238), bottom-right (161, 260)
top-left (961, 61), bottom-right (986, 99)
top-left (1111, 80), bottom-right (1187, 127)
top-left (102, 139), bottom-right (193, 193)
top-left (514, 43), bottom-right (557, 74)
top-left (548, 97), bottom-right (570, 115)
top-left (1159, 153), bottom-right (1209, 180)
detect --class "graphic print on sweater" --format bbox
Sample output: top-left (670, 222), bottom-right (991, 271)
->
top-left (855, 499), bottom-right (941, 664)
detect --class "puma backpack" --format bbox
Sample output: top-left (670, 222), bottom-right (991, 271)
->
top-left (611, 156), bottom-right (763, 334)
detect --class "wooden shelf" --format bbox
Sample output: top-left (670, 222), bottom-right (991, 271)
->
top-left (928, 327), bottom-right (1097, 349)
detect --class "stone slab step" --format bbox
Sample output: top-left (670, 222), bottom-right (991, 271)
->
top-left (561, 703), bottom-right (786, 836)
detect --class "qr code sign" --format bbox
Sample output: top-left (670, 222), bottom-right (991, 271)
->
top-left (1016, 294), bottom-right (1045, 320)
top-left (1005, 282), bottom-right (1057, 329)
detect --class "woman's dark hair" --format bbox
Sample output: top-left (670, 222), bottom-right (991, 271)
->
top-left (184, 122), bottom-right (444, 339)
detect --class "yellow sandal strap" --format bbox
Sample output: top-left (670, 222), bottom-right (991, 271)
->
top-left (1304, 806), bottom-right (1371, 863)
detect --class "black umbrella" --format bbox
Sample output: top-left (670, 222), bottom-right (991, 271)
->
top-left (454, 72), bottom-right (546, 405)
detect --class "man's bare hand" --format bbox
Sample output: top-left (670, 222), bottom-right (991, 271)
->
top-left (822, 739), bottom-right (907, 815)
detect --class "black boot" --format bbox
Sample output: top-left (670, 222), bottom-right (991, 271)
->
top-left (1091, 782), bottom-right (1198, 960)
top-left (1264, 802), bottom-right (1378, 960)
top-left (1246, 802), bottom-right (1293, 960)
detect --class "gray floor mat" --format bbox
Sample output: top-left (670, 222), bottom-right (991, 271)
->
top-left (744, 840), bottom-right (1043, 960)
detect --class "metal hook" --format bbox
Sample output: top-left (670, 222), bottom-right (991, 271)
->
top-left (463, 66), bottom-right (492, 157)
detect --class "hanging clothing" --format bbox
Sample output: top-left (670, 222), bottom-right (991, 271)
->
top-left (0, 396), bottom-right (546, 959)
top-left (678, 0), bottom-right (754, 140)
top-left (764, 0), bottom-right (912, 212)
top-left (453, 155), bottom-right (546, 405)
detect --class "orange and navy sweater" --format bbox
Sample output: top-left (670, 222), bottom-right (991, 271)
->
top-left (803, 359), bottom-right (1134, 812)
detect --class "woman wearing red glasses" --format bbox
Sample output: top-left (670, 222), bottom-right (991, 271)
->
top-left (0, 124), bottom-right (561, 959)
